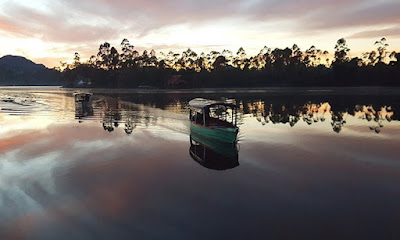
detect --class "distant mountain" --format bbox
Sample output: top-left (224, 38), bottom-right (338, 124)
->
top-left (0, 55), bottom-right (60, 86)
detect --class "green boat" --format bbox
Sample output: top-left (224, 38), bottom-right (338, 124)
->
top-left (189, 98), bottom-right (239, 144)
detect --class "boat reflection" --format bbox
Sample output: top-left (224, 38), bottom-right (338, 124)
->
top-left (189, 133), bottom-right (239, 171)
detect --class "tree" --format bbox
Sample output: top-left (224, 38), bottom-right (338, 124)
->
top-left (375, 38), bottom-right (389, 63)
top-left (148, 49), bottom-right (158, 66)
top-left (363, 50), bottom-right (378, 66)
top-left (271, 48), bottom-right (292, 68)
top-left (109, 47), bottom-right (119, 70)
top-left (389, 51), bottom-right (399, 66)
top-left (89, 55), bottom-right (97, 67)
top-left (97, 42), bottom-right (111, 69)
top-left (61, 37), bottom-right (400, 89)
top-left (222, 49), bottom-right (233, 65)
top-left (120, 38), bottom-right (135, 68)
top-left (234, 47), bottom-right (247, 69)
top-left (290, 44), bottom-right (302, 67)
top-left (213, 56), bottom-right (228, 70)
top-left (334, 38), bottom-right (350, 63)
top-left (182, 48), bottom-right (198, 69)
top-left (73, 52), bottom-right (80, 67)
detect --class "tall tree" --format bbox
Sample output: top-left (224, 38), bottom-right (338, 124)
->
top-left (97, 42), bottom-right (111, 69)
top-left (120, 38), bottom-right (135, 68)
top-left (375, 38), bottom-right (389, 63)
top-left (334, 38), bottom-right (350, 63)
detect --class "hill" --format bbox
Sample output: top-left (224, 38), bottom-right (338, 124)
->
top-left (0, 55), bottom-right (60, 85)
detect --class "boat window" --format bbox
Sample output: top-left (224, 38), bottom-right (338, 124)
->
top-left (190, 108), bottom-right (204, 124)
top-left (209, 105), bottom-right (235, 124)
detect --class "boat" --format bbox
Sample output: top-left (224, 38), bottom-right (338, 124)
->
top-left (74, 93), bottom-right (93, 119)
top-left (74, 93), bottom-right (93, 103)
top-left (189, 133), bottom-right (239, 170)
top-left (189, 98), bottom-right (239, 144)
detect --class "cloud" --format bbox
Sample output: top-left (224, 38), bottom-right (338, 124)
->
top-left (0, 15), bottom-right (26, 37)
top-left (1, 0), bottom-right (399, 67)
top-left (348, 26), bottom-right (400, 39)
top-left (299, 1), bottom-right (400, 31)
top-left (0, 3), bottom-right (123, 43)
top-left (3, 0), bottom-right (397, 45)
top-left (248, 0), bottom-right (366, 21)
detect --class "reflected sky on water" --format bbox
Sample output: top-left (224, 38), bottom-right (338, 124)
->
top-left (1, 87), bottom-right (400, 239)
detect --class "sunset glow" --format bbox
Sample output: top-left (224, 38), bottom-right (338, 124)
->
top-left (0, 0), bottom-right (399, 67)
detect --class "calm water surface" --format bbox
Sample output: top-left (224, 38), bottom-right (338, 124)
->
top-left (1, 87), bottom-right (400, 239)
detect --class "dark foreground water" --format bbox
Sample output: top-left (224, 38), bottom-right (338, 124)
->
top-left (1, 87), bottom-right (400, 239)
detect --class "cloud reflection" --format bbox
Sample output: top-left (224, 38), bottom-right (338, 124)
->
top-left (0, 123), bottom-right (189, 238)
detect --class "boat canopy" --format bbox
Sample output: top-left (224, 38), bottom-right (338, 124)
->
top-left (189, 98), bottom-right (236, 109)
top-left (74, 93), bottom-right (93, 96)
top-left (74, 93), bottom-right (93, 102)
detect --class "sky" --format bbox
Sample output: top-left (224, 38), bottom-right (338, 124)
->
top-left (0, 0), bottom-right (399, 68)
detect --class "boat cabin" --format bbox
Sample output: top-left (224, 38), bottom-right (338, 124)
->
top-left (74, 93), bottom-right (92, 103)
top-left (189, 98), bottom-right (238, 127)
top-left (189, 98), bottom-right (239, 144)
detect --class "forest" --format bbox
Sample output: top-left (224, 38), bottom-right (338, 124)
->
top-left (60, 38), bottom-right (400, 88)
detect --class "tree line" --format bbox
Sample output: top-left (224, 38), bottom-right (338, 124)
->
top-left (60, 38), bottom-right (400, 88)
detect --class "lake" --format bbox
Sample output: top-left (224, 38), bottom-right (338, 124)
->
top-left (1, 86), bottom-right (400, 239)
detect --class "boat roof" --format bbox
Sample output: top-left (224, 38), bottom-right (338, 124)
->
top-left (189, 98), bottom-right (236, 109)
top-left (74, 93), bottom-right (93, 96)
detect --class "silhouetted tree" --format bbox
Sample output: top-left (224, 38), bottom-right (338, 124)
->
top-left (213, 56), bottom-right (228, 69)
top-left (61, 37), bottom-right (399, 88)
top-left (375, 38), bottom-right (389, 63)
top-left (334, 38), bottom-right (350, 63)
top-left (120, 38), bottom-right (135, 68)
top-left (73, 52), bottom-right (80, 67)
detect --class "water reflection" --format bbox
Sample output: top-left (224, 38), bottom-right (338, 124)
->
top-left (189, 134), bottom-right (239, 171)
top-left (124, 114), bottom-right (137, 134)
top-left (1, 88), bottom-right (400, 239)
top-left (2, 90), bottom-right (395, 136)
top-left (243, 101), bottom-right (396, 133)
top-left (83, 96), bottom-right (398, 135)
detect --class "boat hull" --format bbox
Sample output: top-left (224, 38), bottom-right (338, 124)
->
top-left (190, 122), bottom-right (238, 144)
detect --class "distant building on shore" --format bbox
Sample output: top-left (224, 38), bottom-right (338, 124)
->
top-left (165, 75), bottom-right (187, 89)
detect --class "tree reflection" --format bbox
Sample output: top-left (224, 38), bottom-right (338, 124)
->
top-left (75, 94), bottom-right (397, 135)
top-left (355, 105), bottom-right (393, 134)
top-left (101, 98), bottom-right (122, 132)
top-left (124, 114), bottom-right (137, 135)
top-left (102, 111), bottom-right (115, 132)
top-left (245, 100), bottom-right (395, 134)
top-left (94, 96), bottom-right (159, 135)
top-left (331, 111), bottom-right (346, 133)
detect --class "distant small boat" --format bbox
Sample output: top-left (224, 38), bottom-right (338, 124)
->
top-left (74, 93), bottom-right (94, 120)
top-left (74, 93), bottom-right (92, 103)
top-left (189, 98), bottom-right (239, 144)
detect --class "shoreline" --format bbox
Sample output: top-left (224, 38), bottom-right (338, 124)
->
top-left (1, 86), bottom-right (400, 95)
